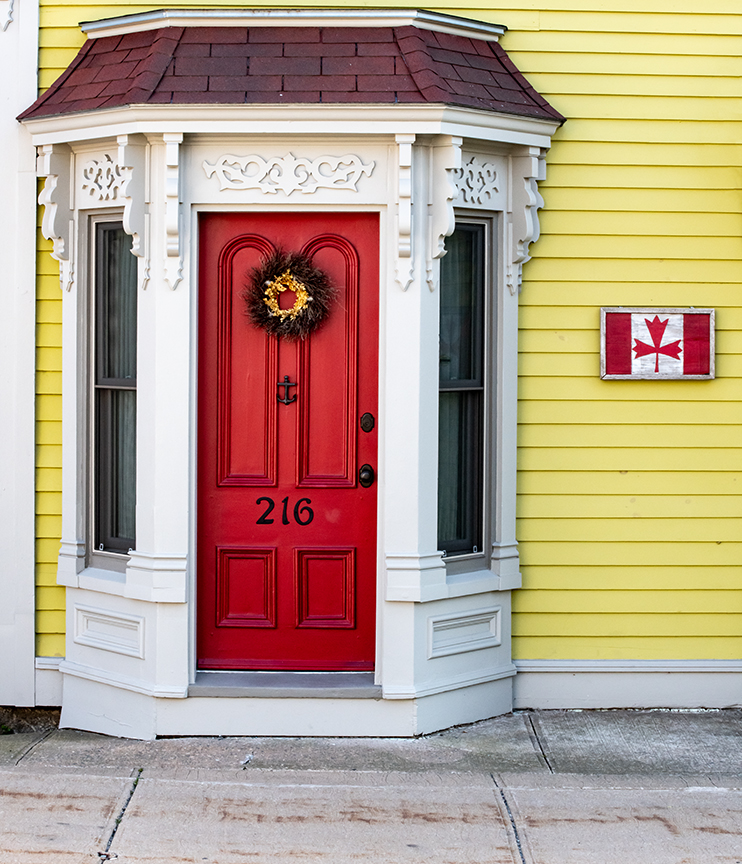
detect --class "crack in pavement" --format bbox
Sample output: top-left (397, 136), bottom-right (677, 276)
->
top-left (99, 767), bottom-right (143, 860)
top-left (14, 729), bottom-right (54, 765)
top-left (525, 712), bottom-right (554, 774)
top-left (491, 774), bottom-right (528, 864)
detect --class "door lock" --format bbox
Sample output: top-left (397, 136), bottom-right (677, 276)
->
top-left (359, 464), bottom-right (375, 488)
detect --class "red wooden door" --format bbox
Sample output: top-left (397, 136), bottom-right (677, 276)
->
top-left (197, 212), bottom-right (379, 670)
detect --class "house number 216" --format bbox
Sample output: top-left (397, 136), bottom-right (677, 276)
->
top-left (256, 497), bottom-right (314, 526)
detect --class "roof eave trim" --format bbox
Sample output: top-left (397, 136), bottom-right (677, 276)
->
top-left (21, 103), bottom-right (561, 148)
top-left (79, 8), bottom-right (506, 42)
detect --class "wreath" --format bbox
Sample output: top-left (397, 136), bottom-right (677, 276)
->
top-left (244, 249), bottom-right (337, 340)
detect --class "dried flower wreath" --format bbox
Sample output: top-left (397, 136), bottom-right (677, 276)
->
top-left (244, 249), bottom-right (337, 340)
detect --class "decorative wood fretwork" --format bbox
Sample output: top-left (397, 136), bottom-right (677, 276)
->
top-left (117, 134), bottom-right (150, 290)
top-left (454, 155), bottom-right (499, 207)
top-left (507, 146), bottom-right (546, 295)
top-left (163, 133), bottom-right (183, 290)
top-left (203, 153), bottom-right (375, 195)
top-left (80, 154), bottom-right (128, 202)
top-left (427, 136), bottom-right (462, 290)
top-left (395, 134), bottom-right (415, 290)
top-left (1, 0), bottom-right (14, 32)
top-left (37, 143), bottom-right (74, 291)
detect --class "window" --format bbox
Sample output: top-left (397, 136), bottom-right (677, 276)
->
top-left (438, 222), bottom-right (487, 558)
top-left (93, 222), bottom-right (137, 554)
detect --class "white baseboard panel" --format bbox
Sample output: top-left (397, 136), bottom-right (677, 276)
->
top-left (35, 657), bottom-right (63, 706)
top-left (514, 660), bottom-right (742, 710)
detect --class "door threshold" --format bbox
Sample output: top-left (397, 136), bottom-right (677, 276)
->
top-left (189, 670), bottom-right (381, 699)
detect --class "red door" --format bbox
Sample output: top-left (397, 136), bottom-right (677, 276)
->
top-left (197, 212), bottom-right (379, 670)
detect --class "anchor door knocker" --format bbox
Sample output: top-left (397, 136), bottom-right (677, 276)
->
top-left (277, 375), bottom-right (296, 405)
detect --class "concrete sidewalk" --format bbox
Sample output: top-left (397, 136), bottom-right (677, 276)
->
top-left (0, 709), bottom-right (740, 863)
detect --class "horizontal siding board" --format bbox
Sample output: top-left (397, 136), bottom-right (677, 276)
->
top-left (519, 566), bottom-right (742, 591)
top-left (517, 449), bottom-right (741, 471)
top-left (516, 518), bottom-right (742, 542)
top-left (518, 472), bottom-right (742, 495)
top-left (519, 355), bottom-right (742, 378)
top-left (513, 613), bottom-right (742, 637)
top-left (519, 495), bottom-right (742, 518)
top-left (514, 590), bottom-right (742, 614)
top-left (520, 542), bottom-right (741, 567)
top-left (512, 636), bottom-right (742, 660)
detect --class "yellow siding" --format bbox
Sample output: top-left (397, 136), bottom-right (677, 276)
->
top-left (37, 1), bottom-right (742, 661)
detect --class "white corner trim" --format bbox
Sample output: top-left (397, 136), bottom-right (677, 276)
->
top-left (59, 659), bottom-right (187, 699)
top-left (35, 657), bottom-right (63, 707)
top-left (80, 9), bottom-right (506, 42)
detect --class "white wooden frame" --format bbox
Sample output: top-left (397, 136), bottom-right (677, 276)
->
top-left (600, 307), bottom-right (715, 381)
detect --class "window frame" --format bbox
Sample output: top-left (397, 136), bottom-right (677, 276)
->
top-left (438, 214), bottom-right (497, 577)
top-left (86, 214), bottom-right (137, 572)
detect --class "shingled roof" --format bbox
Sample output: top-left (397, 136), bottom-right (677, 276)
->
top-left (19, 24), bottom-right (564, 123)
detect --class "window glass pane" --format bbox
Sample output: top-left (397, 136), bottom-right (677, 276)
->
top-left (96, 389), bottom-right (137, 550)
top-left (439, 226), bottom-right (484, 385)
top-left (96, 225), bottom-right (137, 382)
top-left (437, 391), bottom-right (483, 555)
top-left (94, 223), bottom-right (137, 553)
top-left (438, 223), bottom-right (486, 557)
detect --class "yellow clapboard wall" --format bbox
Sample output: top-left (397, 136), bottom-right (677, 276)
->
top-left (36, 1), bottom-right (742, 660)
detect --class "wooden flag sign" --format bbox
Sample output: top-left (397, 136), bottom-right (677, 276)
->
top-left (601, 308), bottom-right (715, 380)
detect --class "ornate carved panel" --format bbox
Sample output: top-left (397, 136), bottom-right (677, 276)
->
top-left (203, 153), bottom-right (375, 195)
top-left (81, 154), bottom-right (128, 202)
top-left (295, 548), bottom-right (356, 629)
top-left (454, 155), bottom-right (499, 207)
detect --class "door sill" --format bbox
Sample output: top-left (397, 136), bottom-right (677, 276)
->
top-left (189, 670), bottom-right (381, 699)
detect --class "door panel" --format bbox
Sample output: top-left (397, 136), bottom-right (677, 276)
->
top-left (198, 212), bottom-right (379, 670)
top-left (217, 236), bottom-right (278, 486)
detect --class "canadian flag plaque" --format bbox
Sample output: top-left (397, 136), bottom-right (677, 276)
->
top-left (601, 308), bottom-right (715, 380)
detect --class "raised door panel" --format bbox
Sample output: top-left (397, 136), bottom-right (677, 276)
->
top-left (218, 236), bottom-right (278, 486)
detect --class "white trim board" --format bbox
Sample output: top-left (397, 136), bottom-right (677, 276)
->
top-left (0, 0), bottom-right (39, 707)
top-left (80, 9), bottom-right (506, 41)
top-left (514, 660), bottom-right (742, 710)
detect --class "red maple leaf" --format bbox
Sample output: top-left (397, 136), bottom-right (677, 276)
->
top-left (633, 316), bottom-right (682, 373)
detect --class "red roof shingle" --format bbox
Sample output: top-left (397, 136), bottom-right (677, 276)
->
top-left (19, 25), bottom-right (564, 123)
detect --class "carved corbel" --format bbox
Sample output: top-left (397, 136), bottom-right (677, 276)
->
top-left (395, 134), bottom-right (415, 291)
top-left (37, 143), bottom-right (75, 291)
top-left (163, 132), bottom-right (183, 290)
top-left (507, 146), bottom-right (546, 295)
top-left (1, 0), bottom-right (15, 31)
top-left (427, 136), bottom-right (461, 291)
top-left (117, 134), bottom-right (150, 290)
